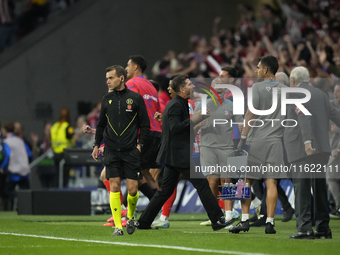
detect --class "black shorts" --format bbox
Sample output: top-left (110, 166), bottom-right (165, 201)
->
top-left (104, 148), bottom-right (141, 180)
top-left (140, 131), bottom-right (161, 169)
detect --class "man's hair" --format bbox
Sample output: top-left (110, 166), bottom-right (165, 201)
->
top-left (106, 65), bottom-right (127, 81)
top-left (129, 55), bottom-right (147, 73)
top-left (275, 72), bottom-right (289, 86)
top-left (3, 122), bottom-right (14, 133)
top-left (172, 75), bottom-right (188, 93)
top-left (169, 75), bottom-right (179, 81)
top-left (290, 66), bottom-right (310, 85)
top-left (259, 55), bottom-right (279, 75)
top-left (221, 66), bottom-right (239, 78)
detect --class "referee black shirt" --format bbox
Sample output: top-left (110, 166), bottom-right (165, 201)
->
top-left (94, 86), bottom-right (150, 151)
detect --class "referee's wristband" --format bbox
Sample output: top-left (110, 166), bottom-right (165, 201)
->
top-left (241, 135), bottom-right (247, 139)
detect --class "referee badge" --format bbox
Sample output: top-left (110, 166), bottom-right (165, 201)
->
top-left (126, 98), bottom-right (133, 105)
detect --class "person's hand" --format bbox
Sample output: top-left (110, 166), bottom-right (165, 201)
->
top-left (237, 138), bottom-right (246, 152)
top-left (137, 144), bottom-right (142, 152)
top-left (306, 40), bottom-right (312, 49)
top-left (296, 43), bottom-right (305, 52)
top-left (83, 124), bottom-right (92, 134)
top-left (319, 50), bottom-right (327, 65)
top-left (98, 146), bottom-right (104, 154)
top-left (332, 150), bottom-right (339, 158)
top-left (283, 35), bottom-right (291, 44)
top-left (331, 124), bottom-right (338, 133)
top-left (154, 112), bottom-right (162, 122)
top-left (191, 109), bottom-right (210, 123)
top-left (92, 146), bottom-right (99, 161)
top-left (198, 119), bottom-right (207, 127)
top-left (191, 111), bottom-right (203, 123)
top-left (305, 142), bottom-right (316, 156)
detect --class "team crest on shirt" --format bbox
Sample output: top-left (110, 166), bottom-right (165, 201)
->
top-left (126, 98), bottom-right (133, 105)
top-left (126, 104), bottom-right (132, 112)
top-left (109, 100), bottom-right (112, 104)
top-left (224, 109), bottom-right (229, 115)
top-left (266, 86), bottom-right (271, 91)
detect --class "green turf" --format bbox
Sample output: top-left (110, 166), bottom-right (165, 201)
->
top-left (0, 212), bottom-right (339, 255)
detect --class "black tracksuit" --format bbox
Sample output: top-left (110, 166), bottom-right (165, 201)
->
top-left (94, 86), bottom-right (150, 151)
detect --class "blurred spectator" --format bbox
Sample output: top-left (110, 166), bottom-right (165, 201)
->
top-left (18, 0), bottom-right (50, 37)
top-left (87, 101), bottom-right (101, 131)
top-left (1, 121), bottom-right (32, 210)
top-left (50, 108), bottom-right (75, 187)
top-left (149, 79), bottom-right (170, 114)
top-left (0, 0), bottom-right (17, 52)
top-left (14, 121), bottom-right (33, 155)
top-left (0, 122), bottom-right (8, 210)
top-left (73, 115), bottom-right (91, 147)
top-left (152, 50), bottom-right (179, 77)
top-left (1, 0), bottom-right (78, 54)
top-left (149, 0), bottom-right (340, 87)
top-left (31, 122), bottom-right (56, 188)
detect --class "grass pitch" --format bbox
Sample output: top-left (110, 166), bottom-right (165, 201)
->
top-left (0, 212), bottom-right (339, 255)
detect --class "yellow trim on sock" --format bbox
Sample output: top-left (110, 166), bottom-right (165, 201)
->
top-left (127, 191), bottom-right (139, 219)
top-left (110, 192), bottom-right (122, 229)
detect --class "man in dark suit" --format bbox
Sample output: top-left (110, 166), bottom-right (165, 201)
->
top-left (130, 75), bottom-right (232, 233)
top-left (284, 66), bottom-right (340, 239)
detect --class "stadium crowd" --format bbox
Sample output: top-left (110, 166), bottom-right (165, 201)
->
top-left (1, 0), bottom-right (340, 240)
top-left (0, 0), bottom-right (80, 53)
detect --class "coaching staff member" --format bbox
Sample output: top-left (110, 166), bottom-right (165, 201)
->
top-left (285, 66), bottom-right (340, 239)
top-left (92, 65), bottom-right (150, 236)
top-left (130, 75), bottom-right (232, 233)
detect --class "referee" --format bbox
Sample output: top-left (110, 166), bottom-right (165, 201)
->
top-left (92, 65), bottom-right (150, 236)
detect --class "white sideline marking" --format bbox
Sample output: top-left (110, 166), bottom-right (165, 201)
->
top-left (0, 232), bottom-right (269, 255)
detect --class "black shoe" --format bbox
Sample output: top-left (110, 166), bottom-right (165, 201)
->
top-left (314, 229), bottom-right (332, 239)
top-left (330, 208), bottom-right (340, 218)
top-left (126, 217), bottom-right (136, 235)
top-left (248, 214), bottom-right (258, 222)
top-left (289, 231), bottom-right (315, 239)
top-left (282, 208), bottom-right (295, 222)
top-left (250, 216), bottom-right (266, 227)
top-left (135, 221), bottom-right (159, 230)
top-left (211, 217), bottom-right (234, 231)
top-left (229, 220), bottom-right (249, 234)
top-left (265, 222), bottom-right (276, 234)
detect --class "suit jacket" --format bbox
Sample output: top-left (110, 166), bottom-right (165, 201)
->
top-left (156, 95), bottom-right (196, 168)
top-left (284, 82), bottom-right (340, 163)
